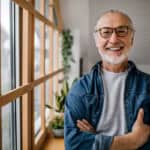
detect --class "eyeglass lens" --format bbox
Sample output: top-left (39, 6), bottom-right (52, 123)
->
top-left (99, 26), bottom-right (129, 38)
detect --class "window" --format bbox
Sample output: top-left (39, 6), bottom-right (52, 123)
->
top-left (1, 1), bottom-right (21, 149)
top-left (0, 0), bottom-right (63, 149)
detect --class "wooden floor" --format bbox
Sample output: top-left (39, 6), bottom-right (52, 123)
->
top-left (42, 134), bottom-right (64, 150)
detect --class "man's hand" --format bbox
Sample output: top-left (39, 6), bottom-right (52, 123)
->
top-left (131, 108), bottom-right (150, 148)
top-left (77, 119), bottom-right (96, 133)
top-left (111, 108), bottom-right (150, 150)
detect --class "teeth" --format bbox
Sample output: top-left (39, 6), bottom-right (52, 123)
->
top-left (109, 47), bottom-right (120, 51)
top-left (106, 46), bottom-right (124, 51)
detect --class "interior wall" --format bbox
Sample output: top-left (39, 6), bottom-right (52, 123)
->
top-left (60, 0), bottom-right (150, 75)
top-left (89, 0), bottom-right (150, 70)
top-left (59, 0), bottom-right (90, 81)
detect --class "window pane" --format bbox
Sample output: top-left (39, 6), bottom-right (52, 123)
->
top-left (45, 26), bottom-right (50, 74)
top-left (34, 18), bottom-right (41, 79)
top-left (34, 85), bottom-right (41, 135)
top-left (35, 0), bottom-right (40, 12)
top-left (16, 98), bottom-right (21, 150)
top-left (52, 30), bottom-right (58, 107)
top-left (45, 0), bottom-right (50, 20)
top-left (53, 30), bottom-right (57, 71)
top-left (2, 105), bottom-right (12, 150)
top-left (1, 1), bottom-right (12, 149)
top-left (53, 7), bottom-right (58, 26)
top-left (1, 0), bottom-right (11, 94)
top-left (58, 33), bottom-right (63, 84)
top-left (45, 80), bottom-right (50, 120)
top-left (2, 99), bottom-right (20, 150)
top-left (15, 4), bottom-right (20, 89)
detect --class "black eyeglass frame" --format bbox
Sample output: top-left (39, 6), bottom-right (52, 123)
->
top-left (95, 25), bottom-right (134, 38)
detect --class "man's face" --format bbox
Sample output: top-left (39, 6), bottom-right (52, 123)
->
top-left (95, 13), bottom-right (134, 64)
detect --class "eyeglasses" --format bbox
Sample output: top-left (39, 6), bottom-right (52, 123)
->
top-left (95, 26), bottom-right (133, 39)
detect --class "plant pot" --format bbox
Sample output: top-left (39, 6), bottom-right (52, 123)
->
top-left (52, 128), bottom-right (64, 137)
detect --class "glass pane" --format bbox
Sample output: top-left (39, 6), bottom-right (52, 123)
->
top-left (2, 99), bottom-right (20, 150)
top-left (2, 105), bottom-right (12, 150)
top-left (45, 80), bottom-right (50, 120)
top-left (16, 98), bottom-right (21, 150)
top-left (53, 30), bottom-right (57, 71)
top-left (59, 33), bottom-right (63, 68)
top-left (45, 0), bottom-right (50, 20)
top-left (45, 25), bottom-right (50, 74)
top-left (45, 80), bottom-right (50, 105)
top-left (1, 0), bottom-right (11, 94)
top-left (1, 1), bottom-right (12, 149)
top-left (58, 33), bottom-right (63, 83)
top-left (35, 0), bottom-right (40, 12)
top-left (15, 4), bottom-right (20, 89)
top-left (53, 7), bottom-right (58, 26)
top-left (34, 18), bottom-right (41, 79)
top-left (53, 30), bottom-right (58, 106)
top-left (34, 85), bottom-right (41, 135)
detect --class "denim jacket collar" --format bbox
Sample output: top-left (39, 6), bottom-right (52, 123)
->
top-left (89, 60), bottom-right (137, 96)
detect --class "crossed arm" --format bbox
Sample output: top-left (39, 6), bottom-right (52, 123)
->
top-left (77, 109), bottom-right (150, 150)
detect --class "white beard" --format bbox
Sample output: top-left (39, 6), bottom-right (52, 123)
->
top-left (99, 50), bottom-right (129, 65)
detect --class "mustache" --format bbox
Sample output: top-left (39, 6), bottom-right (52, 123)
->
top-left (105, 43), bottom-right (125, 51)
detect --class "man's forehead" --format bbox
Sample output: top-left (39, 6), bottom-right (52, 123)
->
top-left (97, 12), bottom-right (130, 28)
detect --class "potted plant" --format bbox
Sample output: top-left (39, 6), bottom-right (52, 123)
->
top-left (46, 80), bottom-right (69, 137)
top-left (46, 79), bottom-right (77, 137)
top-left (49, 115), bottom-right (64, 137)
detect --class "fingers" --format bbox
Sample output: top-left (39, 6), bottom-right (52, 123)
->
top-left (136, 108), bottom-right (144, 123)
top-left (77, 119), bottom-right (96, 133)
top-left (77, 120), bottom-right (90, 130)
top-left (82, 119), bottom-right (95, 129)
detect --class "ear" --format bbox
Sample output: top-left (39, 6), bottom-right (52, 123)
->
top-left (131, 36), bottom-right (134, 46)
top-left (93, 33), bottom-right (100, 48)
top-left (131, 32), bottom-right (135, 46)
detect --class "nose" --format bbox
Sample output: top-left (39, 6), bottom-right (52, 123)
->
top-left (108, 32), bottom-right (119, 43)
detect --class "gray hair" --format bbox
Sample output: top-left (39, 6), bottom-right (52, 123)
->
top-left (95, 9), bottom-right (135, 31)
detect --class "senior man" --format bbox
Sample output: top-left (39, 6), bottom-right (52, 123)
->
top-left (64, 10), bottom-right (150, 150)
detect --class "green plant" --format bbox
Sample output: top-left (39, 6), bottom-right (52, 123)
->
top-left (49, 116), bottom-right (64, 129)
top-left (46, 79), bottom-right (78, 130)
top-left (62, 29), bottom-right (74, 79)
top-left (45, 80), bottom-right (69, 113)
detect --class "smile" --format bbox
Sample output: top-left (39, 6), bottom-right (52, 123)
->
top-left (106, 46), bottom-right (124, 51)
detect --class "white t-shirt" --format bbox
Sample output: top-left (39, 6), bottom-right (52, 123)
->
top-left (96, 69), bottom-right (128, 136)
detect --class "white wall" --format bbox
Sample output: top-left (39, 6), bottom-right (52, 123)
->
top-left (137, 65), bottom-right (150, 74)
top-left (60, 0), bottom-right (150, 75)
top-left (89, 0), bottom-right (150, 68)
top-left (59, 0), bottom-right (90, 79)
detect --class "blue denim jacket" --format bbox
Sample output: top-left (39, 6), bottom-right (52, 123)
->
top-left (64, 61), bottom-right (150, 150)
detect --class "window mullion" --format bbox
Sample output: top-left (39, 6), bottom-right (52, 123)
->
top-left (40, 0), bottom-right (46, 133)
top-left (49, 0), bottom-right (54, 117)
top-left (21, 0), bottom-right (35, 149)
top-left (0, 22), bottom-right (1, 150)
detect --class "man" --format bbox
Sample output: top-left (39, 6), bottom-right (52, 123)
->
top-left (64, 10), bottom-right (150, 150)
